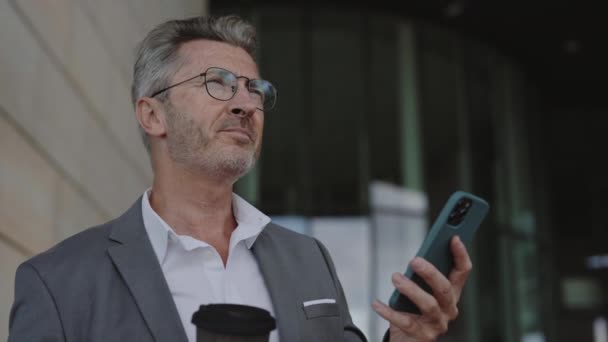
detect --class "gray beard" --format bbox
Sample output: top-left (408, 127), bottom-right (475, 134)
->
top-left (164, 103), bottom-right (258, 181)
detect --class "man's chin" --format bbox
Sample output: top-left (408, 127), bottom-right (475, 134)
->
top-left (209, 150), bottom-right (257, 178)
top-left (218, 160), bottom-right (256, 180)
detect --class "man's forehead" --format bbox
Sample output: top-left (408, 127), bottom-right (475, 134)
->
top-left (177, 39), bottom-right (258, 77)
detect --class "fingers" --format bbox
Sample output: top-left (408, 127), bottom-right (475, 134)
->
top-left (372, 300), bottom-right (448, 340)
top-left (410, 258), bottom-right (453, 306)
top-left (391, 272), bottom-right (443, 319)
top-left (371, 300), bottom-right (416, 333)
top-left (408, 259), bottom-right (458, 319)
top-left (448, 236), bottom-right (473, 298)
top-left (374, 239), bottom-right (472, 340)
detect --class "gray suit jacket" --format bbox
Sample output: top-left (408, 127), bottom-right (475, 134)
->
top-left (8, 197), bottom-right (367, 342)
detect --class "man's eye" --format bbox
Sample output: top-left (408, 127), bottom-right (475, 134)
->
top-left (206, 79), bottom-right (224, 85)
top-left (250, 88), bottom-right (265, 99)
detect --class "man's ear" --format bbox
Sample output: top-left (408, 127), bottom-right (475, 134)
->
top-left (135, 97), bottom-right (167, 139)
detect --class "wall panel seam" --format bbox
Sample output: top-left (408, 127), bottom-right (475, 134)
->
top-left (8, 0), bottom-right (151, 184)
top-left (0, 229), bottom-right (35, 257)
top-left (0, 104), bottom-right (111, 221)
top-left (78, 1), bottom-right (133, 87)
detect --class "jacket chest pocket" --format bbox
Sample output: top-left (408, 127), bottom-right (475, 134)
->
top-left (302, 299), bottom-right (340, 319)
top-left (300, 299), bottom-right (343, 342)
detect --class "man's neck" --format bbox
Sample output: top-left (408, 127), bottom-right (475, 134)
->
top-left (149, 165), bottom-right (238, 264)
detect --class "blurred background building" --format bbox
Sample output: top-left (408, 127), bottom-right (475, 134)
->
top-left (1, 1), bottom-right (606, 341)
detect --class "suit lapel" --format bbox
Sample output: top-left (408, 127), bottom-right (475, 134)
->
top-left (107, 198), bottom-right (188, 342)
top-left (252, 225), bottom-right (301, 342)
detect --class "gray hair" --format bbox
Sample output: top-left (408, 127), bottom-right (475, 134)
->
top-left (131, 15), bottom-right (258, 151)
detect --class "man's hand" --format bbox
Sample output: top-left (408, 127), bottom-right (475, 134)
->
top-left (372, 236), bottom-right (472, 341)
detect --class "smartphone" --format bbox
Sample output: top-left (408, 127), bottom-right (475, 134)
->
top-left (388, 190), bottom-right (489, 314)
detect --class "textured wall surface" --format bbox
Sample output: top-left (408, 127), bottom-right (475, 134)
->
top-left (0, 1), bottom-right (206, 339)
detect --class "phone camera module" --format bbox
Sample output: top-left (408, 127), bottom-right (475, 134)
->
top-left (448, 198), bottom-right (472, 226)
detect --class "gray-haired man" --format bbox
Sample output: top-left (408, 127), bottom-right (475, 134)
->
top-left (9, 15), bottom-right (471, 342)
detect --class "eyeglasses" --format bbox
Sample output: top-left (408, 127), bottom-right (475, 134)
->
top-left (151, 67), bottom-right (277, 111)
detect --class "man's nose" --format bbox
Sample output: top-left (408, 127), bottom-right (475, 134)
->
top-left (228, 83), bottom-right (258, 117)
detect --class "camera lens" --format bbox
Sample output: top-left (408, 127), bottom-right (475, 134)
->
top-left (449, 197), bottom-right (472, 226)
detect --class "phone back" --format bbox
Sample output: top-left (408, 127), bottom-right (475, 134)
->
top-left (389, 190), bottom-right (489, 313)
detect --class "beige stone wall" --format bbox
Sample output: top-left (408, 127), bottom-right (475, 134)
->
top-left (0, 0), bottom-right (207, 339)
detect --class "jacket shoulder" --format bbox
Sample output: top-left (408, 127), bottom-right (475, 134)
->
top-left (261, 222), bottom-right (334, 262)
top-left (264, 222), bottom-right (312, 240)
top-left (23, 197), bottom-right (143, 276)
top-left (263, 222), bottom-right (324, 247)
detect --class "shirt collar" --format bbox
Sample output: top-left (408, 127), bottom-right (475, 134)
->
top-left (231, 192), bottom-right (271, 249)
top-left (141, 189), bottom-right (171, 264)
top-left (141, 189), bottom-right (270, 264)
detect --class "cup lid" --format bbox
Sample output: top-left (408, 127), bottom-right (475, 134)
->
top-left (191, 304), bottom-right (276, 336)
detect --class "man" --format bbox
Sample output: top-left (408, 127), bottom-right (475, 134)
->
top-left (8, 15), bottom-right (471, 341)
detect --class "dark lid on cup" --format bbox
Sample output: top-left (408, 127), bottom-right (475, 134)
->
top-left (191, 304), bottom-right (276, 336)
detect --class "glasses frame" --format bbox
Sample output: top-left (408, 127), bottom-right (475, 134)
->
top-left (150, 67), bottom-right (277, 111)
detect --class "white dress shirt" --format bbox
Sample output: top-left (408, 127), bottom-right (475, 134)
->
top-left (141, 189), bottom-right (278, 342)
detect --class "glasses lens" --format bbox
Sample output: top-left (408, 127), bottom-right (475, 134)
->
top-left (249, 79), bottom-right (277, 111)
top-left (205, 68), bottom-right (237, 100)
top-left (204, 67), bottom-right (277, 111)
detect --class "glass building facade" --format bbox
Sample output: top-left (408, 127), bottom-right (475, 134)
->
top-left (210, 4), bottom-right (604, 341)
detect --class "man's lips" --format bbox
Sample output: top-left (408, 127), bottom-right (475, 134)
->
top-left (218, 128), bottom-right (254, 142)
